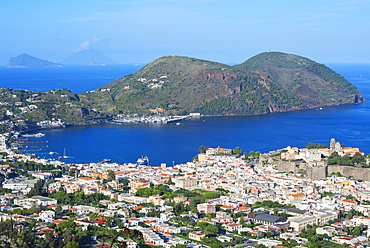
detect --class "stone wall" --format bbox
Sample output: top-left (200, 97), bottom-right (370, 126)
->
top-left (307, 166), bottom-right (328, 180)
top-left (276, 161), bottom-right (370, 180)
top-left (276, 161), bottom-right (327, 179)
top-left (328, 166), bottom-right (370, 181)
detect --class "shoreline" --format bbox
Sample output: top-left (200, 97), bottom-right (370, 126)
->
top-left (15, 100), bottom-right (365, 134)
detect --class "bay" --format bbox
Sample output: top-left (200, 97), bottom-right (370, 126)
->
top-left (2, 63), bottom-right (370, 166)
top-left (0, 64), bottom-right (143, 93)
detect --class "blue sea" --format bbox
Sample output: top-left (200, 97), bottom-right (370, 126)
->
top-left (0, 63), bottom-right (369, 166)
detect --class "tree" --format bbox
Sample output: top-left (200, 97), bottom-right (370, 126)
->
top-left (352, 153), bottom-right (365, 164)
top-left (306, 142), bottom-right (329, 149)
top-left (239, 217), bottom-right (245, 226)
top-left (167, 177), bottom-right (174, 185)
top-left (108, 170), bottom-right (116, 181)
top-left (45, 231), bottom-right (56, 248)
top-left (65, 241), bottom-right (79, 248)
top-left (115, 217), bottom-right (123, 229)
top-left (198, 145), bottom-right (207, 154)
top-left (328, 151), bottom-right (340, 159)
top-left (105, 217), bottom-right (113, 228)
top-left (232, 146), bottom-right (243, 155)
top-left (55, 205), bottom-right (63, 215)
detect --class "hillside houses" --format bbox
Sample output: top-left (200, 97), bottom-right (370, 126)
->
top-left (0, 133), bottom-right (370, 246)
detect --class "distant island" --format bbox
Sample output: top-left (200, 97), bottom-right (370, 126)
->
top-left (0, 51), bottom-right (365, 132)
top-left (60, 49), bottom-right (117, 66)
top-left (6, 53), bottom-right (63, 68)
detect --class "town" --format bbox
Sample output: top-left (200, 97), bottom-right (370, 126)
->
top-left (0, 133), bottom-right (369, 247)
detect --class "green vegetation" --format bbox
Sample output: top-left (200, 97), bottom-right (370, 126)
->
top-left (251, 200), bottom-right (291, 209)
top-left (299, 226), bottom-right (345, 248)
top-left (327, 151), bottom-right (366, 166)
top-left (243, 151), bottom-right (260, 161)
top-left (49, 189), bottom-right (109, 206)
top-left (306, 142), bottom-right (330, 149)
top-left (198, 145), bottom-right (207, 154)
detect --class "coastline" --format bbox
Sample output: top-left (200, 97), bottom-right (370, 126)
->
top-left (14, 99), bottom-right (366, 134)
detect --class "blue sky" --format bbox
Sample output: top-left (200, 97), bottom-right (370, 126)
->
top-left (1, 0), bottom-right (369, 64)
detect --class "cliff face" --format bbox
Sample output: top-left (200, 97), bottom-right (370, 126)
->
top-left (80, 52), bottom-right (364, 116)
top-left (7, 53), bottom-right (63, 68)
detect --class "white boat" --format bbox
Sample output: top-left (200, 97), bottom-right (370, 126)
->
top-left (34, 132), bottom-right (45, 137)
top-left (137, 156), bottom-right (149, 166)
top-left (22, 132), bottom-right (45, 137)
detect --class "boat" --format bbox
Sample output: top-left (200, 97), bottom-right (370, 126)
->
top-left (137, 156), bottom-right (149, 166)
top-left (22, 132), bottom-right (45, 137)
top-left (60, 148), bottom-right (74, 159)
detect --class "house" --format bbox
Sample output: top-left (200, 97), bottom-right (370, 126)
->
top-left (197, 203), bottom-right (216, 214)
top-left (14, 196), bottom-right (57, 209)
top-left (206, 146), bottom-right (232, 156)
top-left (129, 179), bottom-right (151, 193)
top-left (115, 238), bottom-right (138, 248)
top-left (127, 218), bottom-right (142, 226)
top-left (316, 226), bottom-right (337, 236)
top-left (341, 199), bottom-right (357, 207)
top-left (154, 223), bottom-right (181, 234)
top-left (31, 173), bottom-right (53, 180)
top-left (189, 231), bottom-right (206, 241)
top-left (289, 193), bottom-right (305, 201)
top-left (39, 210), bottom-right (55, 222)
top-left (217, 236), bottom-right (233, 243)
top-left (353, 216), bottom-right (370, 226)
top-left (224, 223), bottom-right (242, 232)
top-left (148, 194), bottom-right (167, 206)
top-left (175, 178), bottom-right (199, 188)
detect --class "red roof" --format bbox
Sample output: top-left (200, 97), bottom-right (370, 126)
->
top-left (92, 220), bottom-right (105, 225)
top-left (96, 245), bottom-right (111, 248)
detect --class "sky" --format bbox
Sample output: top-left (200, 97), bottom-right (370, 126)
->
top-left (1, 0), bottom-right (369, 65)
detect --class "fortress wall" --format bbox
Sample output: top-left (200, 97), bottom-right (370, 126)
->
top-left (277, 161), bottom-right (328, 179)
top-left (328, 166), bottom-right (370, 181)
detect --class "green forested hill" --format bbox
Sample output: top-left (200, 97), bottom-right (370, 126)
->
top-left (80, 52), bottom-right (364, 116)
top-left (0, 52), bottom-right (365, 130)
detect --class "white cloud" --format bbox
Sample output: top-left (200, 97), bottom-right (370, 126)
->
top-left (76, 37), bottom-right (101, 51)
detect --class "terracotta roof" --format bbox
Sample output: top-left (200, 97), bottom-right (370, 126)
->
top-left (133, 206), bottom-right (144, 210)
top-left (342, 199), bottom-right (357, 204)
top-left (291, 193), bottom-right (305, 197)
top-left (79, 177), bottom-right (94, 180)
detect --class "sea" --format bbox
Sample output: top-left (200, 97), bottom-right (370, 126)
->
top-left (0, 63), bottom-right (369, 166)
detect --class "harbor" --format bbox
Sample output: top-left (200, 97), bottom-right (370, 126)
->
top-left (10, 132), bottom-right (69, 159)
top-left (112, 115), bottom-right (191, 124)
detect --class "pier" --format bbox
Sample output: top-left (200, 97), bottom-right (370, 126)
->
top-left (164, 116), bottom-right (191, 123)
top-left (17, 141), bottom-right (48, 143)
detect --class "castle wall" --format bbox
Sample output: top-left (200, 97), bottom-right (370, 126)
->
top-left (276, 161), bottom-right (328, 179)
top-left (328, 166), bottom-right (370, 181)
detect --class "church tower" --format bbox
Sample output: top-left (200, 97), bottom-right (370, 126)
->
top-left (330, 138), bottom-right (336, 150)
